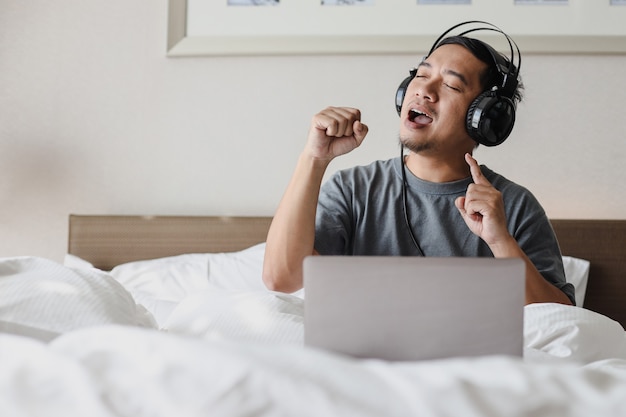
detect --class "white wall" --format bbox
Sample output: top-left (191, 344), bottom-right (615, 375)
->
top-left (1, 0), bottom-right (625, 262)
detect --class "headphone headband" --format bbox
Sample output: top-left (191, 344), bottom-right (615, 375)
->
top-left (429, 21), bottom-right (521, 98)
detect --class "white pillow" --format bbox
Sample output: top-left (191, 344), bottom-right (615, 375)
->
top-left (63, 253), bottom-right (96, 269)
top-left (562, 256), bottom-right (590, 307)
top-left (106, 243), bottom-right (268, 326)
top-left (206, 243), bottom-right (267, 291)
top-left (205, 243), bottom-right (306, 297)
top-left (0, 257), bottom-right (156, 341)
top-left (164, 289), bottom-right (304, 344)
top-left (524, 303), bottom-right (626, 364)
top-left (108, 253), bottom-right (212, 326)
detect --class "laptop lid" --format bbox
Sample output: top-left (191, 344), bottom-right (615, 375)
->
top-left (303, 256), bottom-right (525, 361)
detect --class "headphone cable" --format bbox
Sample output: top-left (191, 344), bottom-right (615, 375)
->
top-left (400, 148), bottom-right (425, 256)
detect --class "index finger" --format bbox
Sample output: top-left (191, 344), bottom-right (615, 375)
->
top-left (464, 153), bottom-right (489, 185)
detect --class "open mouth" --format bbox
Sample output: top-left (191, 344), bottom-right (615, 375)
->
top-left (408, 109), bottom-right (433, 125)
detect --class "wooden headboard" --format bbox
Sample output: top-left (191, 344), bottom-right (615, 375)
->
top-left (550, 220), bottom-right (626, 330)
top-left (68, 215), bottom-right (273, 270)
top-left (68, 215), bottom-right (626, 328)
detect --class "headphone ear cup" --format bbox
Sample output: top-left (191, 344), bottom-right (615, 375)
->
top-left (395, 74), bottom-right (414, 116)
top-left (466, 90), bottom-right (516, 146)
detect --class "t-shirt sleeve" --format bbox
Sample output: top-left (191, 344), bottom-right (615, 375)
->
top-left (314, 173), bottom-right (353, 255)
top-left (509, 194), bottom-right (576, 305)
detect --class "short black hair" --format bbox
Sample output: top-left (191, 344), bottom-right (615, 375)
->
top-left (435, 35), bottom-right (524, 104)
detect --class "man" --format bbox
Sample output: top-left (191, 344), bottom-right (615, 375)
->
top-left (262, 23), bottom-right (575, 306)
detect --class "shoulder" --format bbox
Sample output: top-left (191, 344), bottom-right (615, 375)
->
top-left (481, 166), bottom-right (530, 194)
top-left (328, 157), bottom-right (402, 185)
top-left (336, 157), bottom-right (399, 175)
top-left (482, 165), bottom-right (549, 226)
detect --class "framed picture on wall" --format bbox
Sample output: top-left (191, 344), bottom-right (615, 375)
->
top-left (321, 0), bottom-right (375, 5)
top-left (167, 0), bottom-right (626, 56)
top-left (514, 0), bottom-right (567, 4)
top-left (417, 0), bottom-right (471, 4)
top-left (227, 0), bottom-right (280, 5)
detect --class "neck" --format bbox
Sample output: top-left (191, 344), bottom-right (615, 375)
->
top-left (403, 151), bottom-right (472, 183)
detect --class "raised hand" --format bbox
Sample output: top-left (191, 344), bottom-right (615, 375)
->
top-left (305, 106), bottom-right (369, 162)
top-left (454, 153), bottom-right (510, 247)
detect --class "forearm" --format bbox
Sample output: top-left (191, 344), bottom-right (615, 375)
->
top-left (489, 237), bottom-right (573, 306)
top-left (264, 106), bottom-right (368, 292)
top-left (262, 153), bottom-right (329, 292)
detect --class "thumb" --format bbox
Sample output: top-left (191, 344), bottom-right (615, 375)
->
top-left (354, 121), bottom-right (369, 143)
top-left (455, 196), bottom-right (466, 216)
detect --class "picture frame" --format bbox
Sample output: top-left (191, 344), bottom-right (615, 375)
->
top-left (167, 0), bottom-right (626, 56)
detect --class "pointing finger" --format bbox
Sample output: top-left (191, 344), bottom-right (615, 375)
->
top-left (465, 153), bottom-right (489, 185)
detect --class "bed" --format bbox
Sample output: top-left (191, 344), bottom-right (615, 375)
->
top-left (1, 215), bottom-right (625, 417)
top-left (66, 215), bottom-right (626, 328)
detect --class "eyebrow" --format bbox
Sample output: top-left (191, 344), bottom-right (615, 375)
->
top-left (417, 61), bottom-right (469, 86)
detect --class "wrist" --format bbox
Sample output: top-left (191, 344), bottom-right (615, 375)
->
top-left (293, 152), bottom-right (332, 189)
top-left (299, 151), bottom-right (332, 172)
top-left (488, 235), bottom-right (521, 258)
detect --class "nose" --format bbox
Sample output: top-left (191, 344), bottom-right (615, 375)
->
top-left (411, 76), bottom-right (437, 102)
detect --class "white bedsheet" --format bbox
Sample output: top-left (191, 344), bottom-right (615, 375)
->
top-left (2, 324), bottom-right (626, 417)
top-left (2, 255), bottom-right (626, 417)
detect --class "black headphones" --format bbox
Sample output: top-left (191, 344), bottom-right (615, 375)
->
top-left (395, 21), bottom-right (522, 147)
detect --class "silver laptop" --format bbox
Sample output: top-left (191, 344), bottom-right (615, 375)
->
top-left (303, 256), bottom-right (525, 361)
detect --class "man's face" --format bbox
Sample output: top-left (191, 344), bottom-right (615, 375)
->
top-left (399, 43), bottom-right (487, 155)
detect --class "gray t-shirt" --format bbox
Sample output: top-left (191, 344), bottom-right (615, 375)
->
top-left (315, 156), bottom-right (576, 304)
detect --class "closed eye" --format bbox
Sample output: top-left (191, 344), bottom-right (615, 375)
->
top-left (444, 83), bottom-right (461, 92)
